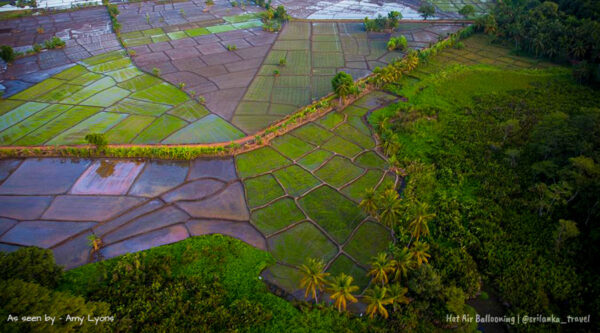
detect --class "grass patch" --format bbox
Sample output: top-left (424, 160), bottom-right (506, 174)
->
top-left (251, 197), bottom-right (305, 235)
top-left (315, 155), bottom-right (364, 188)
top-left (341, 169), bottom-right (384, 202)
top-left (290, 123), bottom-right (333, 146)
top-left (297, 149), bottom-right (333, 171)
top-left (343, 221), bottom-right (392, 265)
top-left (298, 186), bottom-right (364, 244)
top-left (321, 135), bottom-right (363, 159)
top-left (267, 221), bottom-right (337, 266)
top-left (235, 147), bottom-right (291, 178)
top-left (244, 174), bottom-right (285, 208)
top-left (271, 134), bottom-right (315, 160)
top-left (273, 165), bottom-right (321, 197)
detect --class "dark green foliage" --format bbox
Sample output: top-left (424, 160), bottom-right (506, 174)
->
top-left (40, 37), bottom-right (60, 49)
top-left (0, 247), bottom-right (63, 288)
top-left (418, 4), bottom-right (435, 20)
top-left (0, 248), bottom-right (109, 333)
top-left (0, 45), bottom-right (15, 63)
top-left (387, 36), bottom-right (407, 51)
top-left (487, 0), bottom-right (600, 82)
top-left (43, 36), bottom-right (66, 49)
top-left (373, 71), bottom-right (600, 328)
top-left (59, 236), bottom-right (377, 332)
top-left (0, 279), bottom-right (111, 333)
top-left (260, 5), bottom-right (288, 32)
top-left (364, 11), bottom-right (402, 32)
top-left (458, 4), bottom-right (475, 18)
top-left (331, 71), bottom-right (356, 100)
top-left (85, 133), bottom-right (108, 150)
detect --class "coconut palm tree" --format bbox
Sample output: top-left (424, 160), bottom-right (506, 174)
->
top-left (327, 273), bottom-right (359, 312)
top-left (359, 187), bottom-right (378, 217)
top-left (391, 247), bottom-right (414, 283)
top-left (410, 241), bottom-right (431, 266)
top-left (382, 134), bottom-right (400, 156)
top-left (407, 201), bottom-right (434, 246)
top-left (368, 252), bottom-right (396, 285)
top-left (378, 189), bottom-right (402, 228)
top-left (364, 285), bottom-right (394, 318)
top-left (387, 283), bottom-right (410, 312)
top-left (299, 258), bottom-right (330, 303)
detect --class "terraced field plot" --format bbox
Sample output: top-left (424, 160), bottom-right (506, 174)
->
top-left (0, 51), bottom-right (244, 146)
top-left (237, 91), bottom-right (399, 295)
top-left (429, 0), bottom-right (494, 15)
top-left (121, 13), bottom-right (263, 47)
top-left (0, 91), bottom-right (400, 297)
top-left (231, 21), bottom-right (463, 133)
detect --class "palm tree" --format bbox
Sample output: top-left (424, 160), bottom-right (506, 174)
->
top-left (359, 187), bottom-right (378, 217)
top-left (299, 258), bottom-right (330, 303)
top-left (407, 201), bottom-right (434, 246)
top-left (387, 283), bottom-right (410, 312)
top-left (364, 285), bottom-right (394, 318)
top-left (368, 252), bottom-right (396, 285)
top-left (327, 273), bottom-right (359, 312)
top-left (410, 241), bottom-right (431, 266)
top-left (382, 134), bottom-right (399, 156)
top-left (378, 189), bottom-right (402, 228)
top-left (391, 247), bottom-right (414, 283)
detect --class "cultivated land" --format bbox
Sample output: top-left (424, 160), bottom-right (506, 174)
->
top-left (0, 30), bottom-right (569, 301)
top-left (1, 0), bottom-right (465, 143)
top-left (0, 92), bottom-right (397, 297)
top-left (10, 1), bottom-right (600, 331)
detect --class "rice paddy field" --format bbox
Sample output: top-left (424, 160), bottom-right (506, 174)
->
top-left (0, 51), bottom-right (244, 145)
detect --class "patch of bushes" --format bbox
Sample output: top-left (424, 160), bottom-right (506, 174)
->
top-left (387, 35), bottom-right (407, 51)
top-left (43, 36), bottom-right (65, 49)
top-left (364, 11), bottom-right (401, 32)
top-left (0, 45), bottom-right (15, 63)
top-left (0, 247), bottom-right (109, 333)
top-left (85, 133), bottom-right (108, 150)
top-left (418, 3), bottom-right (435, 20)
top-left (261, 5), bottom-right (289, 32)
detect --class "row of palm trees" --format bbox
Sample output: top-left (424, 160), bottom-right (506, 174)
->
top-left (298, 239), bottom-right (432, 318)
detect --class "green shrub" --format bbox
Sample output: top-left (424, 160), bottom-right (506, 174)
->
top-left (387, 35), bottom-right (408, 51)
top-left (459, 4), bottom-right (475, 18)
top-left (0, 45), bottom-right (15, 63)
top-left (226, 44), bottom-right (237, 51)
top-left (418, 4), bottom-right (435, 20)
top-left (32, 43), bottom-right (42, 53)
top-left (0, 279), bottom-right (111, 333)
top-left (0, 247), bottom-right (63, 288)
top-left (364, 11), bottom-right (402, 32)
top-left (331, 71), bottom-right (356, 101)
top-left (44, 36), bottom-right (65, 49)
top-left (85, 133), bottom-right (108, 150)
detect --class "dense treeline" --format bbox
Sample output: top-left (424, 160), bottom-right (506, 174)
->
top-left (479, 0), bottom-right (600, 82)
top-left (373, 71), bottom-right (600, 330)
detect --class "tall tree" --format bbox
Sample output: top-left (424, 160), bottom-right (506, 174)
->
top-left (391, 247), bottom-right (414, 283)
top-left (364, 285), bottom-right (394, 318)
top-left (368, 252), bottom-right (396, 285)
top-left (410, 241), bottom-right (431, 266)
top-left (299, 258), bottom-right (329, 303)
top-left (331, 71), bottom-right (355, 104)
top-left (359, 187), bottom-right (378, 217)
top-left (327, 273), bottom-right (359, 312)
top-left (408, 201), bottom-right (434, 246)
top-left (378, 188), bottom-right (402, 228)
top-left (387, 283), bottom-right (410, 312)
